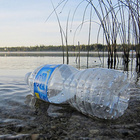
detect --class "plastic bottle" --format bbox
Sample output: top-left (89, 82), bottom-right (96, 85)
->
top-left (25, 64), bottom-right (130, 119)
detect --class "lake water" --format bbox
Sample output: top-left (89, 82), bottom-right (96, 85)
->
top-left (0, 52), bottom-right (140, 139)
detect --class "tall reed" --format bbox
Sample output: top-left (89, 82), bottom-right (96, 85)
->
top-left (48, 0), bottom-right (140, 71)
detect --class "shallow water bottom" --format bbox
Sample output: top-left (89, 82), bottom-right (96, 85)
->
top-left (0, 73), bottom-right (140, 140)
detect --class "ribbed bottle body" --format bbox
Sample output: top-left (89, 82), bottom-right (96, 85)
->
top-left (64, 68), bottom-right (130, 119)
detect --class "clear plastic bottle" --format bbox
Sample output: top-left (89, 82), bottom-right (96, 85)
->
top-left (25, 64), bottom-right (130, 119)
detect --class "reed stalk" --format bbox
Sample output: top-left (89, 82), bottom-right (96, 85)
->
top-left (50, 0), bottom-right (65, 64)
top-left (49, 0), bottom-right (140, 71)
top-left (78, 42), bottom-right (81, 69)
top-left (66, 11), bottom-right (70, 64)
top-left (87, 5), bottom-right (92, 68)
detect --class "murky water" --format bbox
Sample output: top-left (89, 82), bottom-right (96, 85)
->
top-left (0, 53), bottom-right (139, 139)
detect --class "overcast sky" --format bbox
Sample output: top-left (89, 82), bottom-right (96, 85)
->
top-left (0, 0), bottom-right (101, 47)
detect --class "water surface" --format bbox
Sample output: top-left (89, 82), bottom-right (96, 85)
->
top-left (0, 53), bottom-right (139, 139)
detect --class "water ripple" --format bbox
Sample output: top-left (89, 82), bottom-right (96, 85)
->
top-left (0, 73), bottom-right (139, 139)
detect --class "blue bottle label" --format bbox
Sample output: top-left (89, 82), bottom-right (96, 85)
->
top-left (34, 64), bottom-right (60, 102)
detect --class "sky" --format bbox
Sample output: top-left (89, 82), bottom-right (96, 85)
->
top-left (0, 0), bottom-right (102, 47)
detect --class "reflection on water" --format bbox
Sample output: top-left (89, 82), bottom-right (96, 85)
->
top-left (0, 51), bottom-right (138, 70)
top-left (0, 52), bottom-right (139, 139)
top-left (25, 94), bottom-right (72, 118)
top-left (0, 52), bottom-right (139, 83)
top-left (25, 95), bottom-right (37, 109)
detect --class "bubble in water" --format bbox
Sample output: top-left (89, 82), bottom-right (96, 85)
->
top-left (100, 104), bottom-right (103, 107)
top-left (111, 115), bottom-right (114, 119)
top-left (61, 92), bottom-right (64, 96)
top-left (106, 109), bottom-right (110, 112)
top-left (127, 88), bottom-right (131, 91)
top-left (97, 92), bottom-right (101, 96)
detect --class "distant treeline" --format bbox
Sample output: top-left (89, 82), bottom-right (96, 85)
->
top-left (0, 44), bottom-right (136, 52)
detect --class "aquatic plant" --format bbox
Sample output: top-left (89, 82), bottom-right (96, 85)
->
top-left (47, 0), bottom-right (140, 71)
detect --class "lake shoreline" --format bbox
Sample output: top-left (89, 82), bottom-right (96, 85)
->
top-left (0, 51), bottom-right (136, 57)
